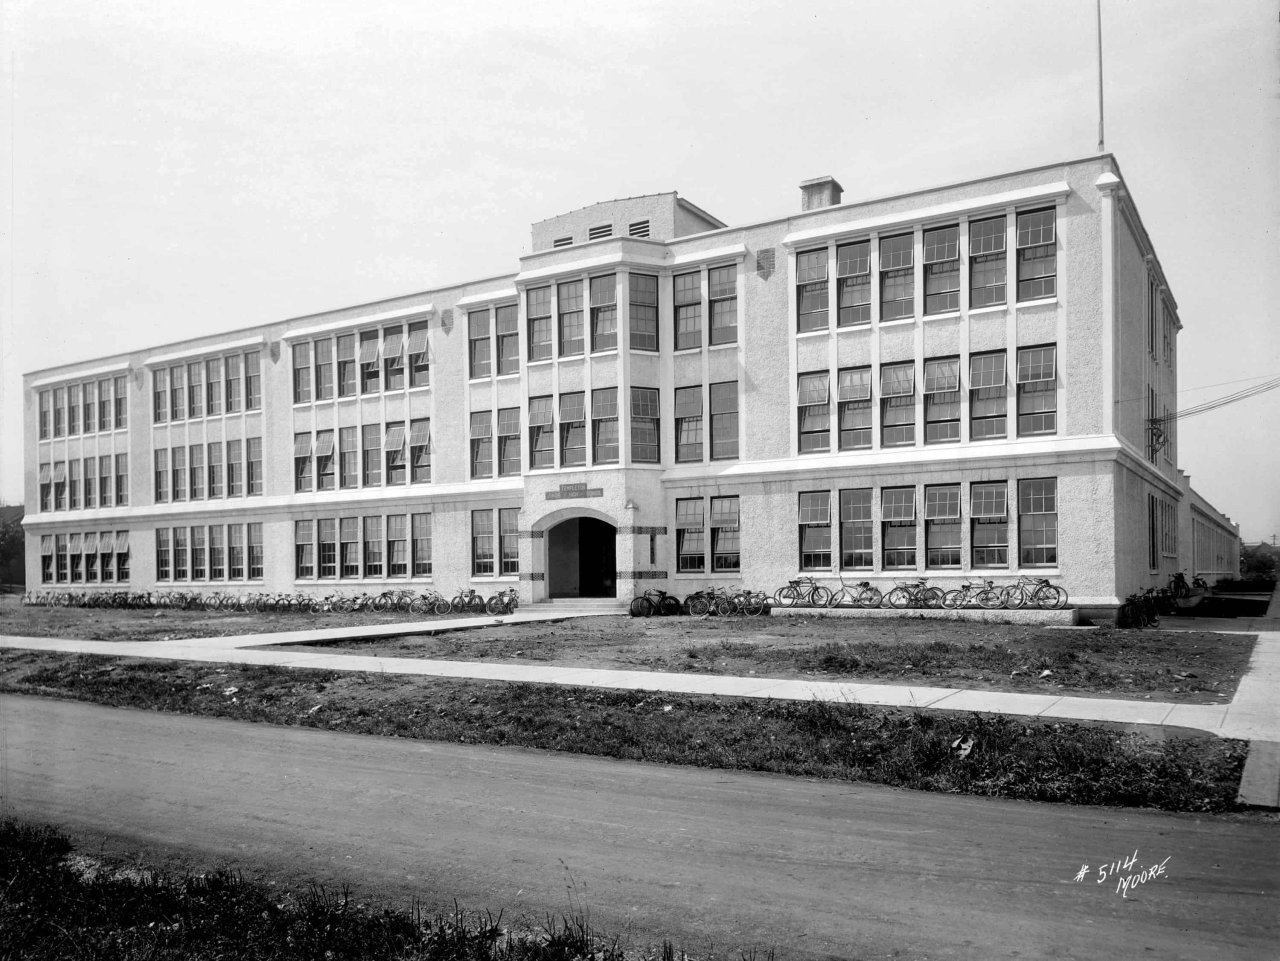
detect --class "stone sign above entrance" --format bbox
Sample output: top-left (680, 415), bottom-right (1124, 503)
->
top-left (545, 483), bottom-right (604, 500)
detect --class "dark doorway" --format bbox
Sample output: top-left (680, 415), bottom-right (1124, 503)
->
top-left (547, 517), bottom-right (617, 598)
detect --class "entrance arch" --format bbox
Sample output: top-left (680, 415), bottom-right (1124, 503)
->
top-left (547, 517), bottom-right (617, 598)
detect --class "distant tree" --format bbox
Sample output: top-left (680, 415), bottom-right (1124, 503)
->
top-left (0, 511), bottom-right (22, 588)
top-left (1240, 543), bottom-right (1278, 582)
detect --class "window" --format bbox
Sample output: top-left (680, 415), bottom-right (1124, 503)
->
top-left (528, 287), bottom-right (552, 361)
top-left (52, 387), bottom-right (66, 438)
top-left (359, 331), bottom-right (381, 393)
top-left (171, 447), bottom-right (186, 502)
top-left (68, 385), bottom-right (81, 434)
top-left (384, 423), bottom-right (406, 485)
top-left (67, 533), bottom-right (82, 582)
top-left (292, 521), bottom-right (314, 578)
top-left (923, 357), bottom-right (960, 443)
top-left (629, 274), bottom-right (659, 350)
top-left (41, 535), bottom-right (53, 582)
top-left (971, 483), bottom-right (1009, 568)
top-left (82, 383), bottom-right (96, 433)
top-left (590, 390), bottom-right (618, 465)
top-left (311, 430), bottom-right (334, 491)
top-left (362, 425), bottom-right (381, 486)
top-left (676, 498), bottom-right (705, 572)
top-left (558, 281), bottom-right (584, 356)
top-left (923, 225), bottom-right (960, 314)
top-left (38, 464), bottom-right (51, 512)
top-left (470, 411), bottom-right (493, 478)
top-left (190, 445), bottom-right (204, 500)
top-left (709, 265), bottom-right (737, 345)
top-left (674, 272), bottom-right (701, 350)
top-left (528, 396), bottom-right (555, 469)
top-left (156, 528), bottom-right (171, 580)
top-left (409, 419), bottom-right (431, 483)
top-left (362, 516), bottom-right (384, 577)
top-left (248, 522), bottom-right (263, 579)
top-left (383, 327), bottom-right (405, 390)
top-left (1016, 345), bottom-right (1057, 435)
top-left (837, 367), bottom-right (872, 450)
top-left (1016, 209), bottom-right (1056, 301)
top-left (675, 387), bottom-right (703, 462)
top-left (403, 323), bottom-right (428, 388)
top-left (710, 381), bottom-right (739, 460)
top-left (83, 457), bottom-right (96, 509)
top-left (924, 485), bottom-right (961, 567)
top-left (796, 249), bottom-right (829, 332)
top-left (317, 519), bottom-right (337, 579)
top-left (880, 234), bottom-right (914, 321)
top-left (187, 363), bottom-right (203, 418)
top-left (559, 393), bottom-right (586, 467)
top-left (99, 456), bottom-right (113, 508)
top-left (38, 390), bottom-right (50, 439)
top-left (469, 310), bottom-right (492, 378)
top-left (207, 443), bottom-right (223, 497)
top-left (880, 363), bottom-right (916, 446)
top-left (153, 369), bottom-right (168, 424)
top-left (494, 306), bottom-right (518, 374)
top-left (173, 527), bottom-right (188, 580)
top-left (387, 514), bottom-right (408, 577)
top-left (84, 533), bottom-right (98, 582)
top-left (116, 454), bottom-right (129, 506)
top-left (191, 527), bottom-right (207, 580)
top-left (112, 376), bottom-right (127, 428)
top-left (340, 518), bottom-right (360, 578)
top-left (882, 487), bottom-right (916, 569)
top-left (68, 460), bottom-right (81, 510)
top-left (471, 510), bottom-right (494, 575)
top-left (1019, 478), bottom-right (1057, 567)
top-left (630, 387), bottom-right (660, 463)
top-left (100, 532), bottom-right (116, 583)
top-left (798, 492), bottom-right (831, 570)
top-left (246, 437), bottom-right (263, 495)
top-left (245, 352), bottom-right (261, 409)
top-left (115, 530), bottom-right (130, 581)
top-left (225, 354), bottom-right (243, 412)
top-left (99, 379), bottom-right (113, 431)
top-left (411, 513), bottom-right (432, 576)
top-left (711, 496), bottom-right (740, 572)
top-left (839, 489), bottom-right (873, 570)
top-left (970, 216), bottom-right (1007, 308)
top-left (499, 508), bottom-right (520, 575)
top-left (315, 338), bottom-right (335, 399)
top-left (53, 533), bottom-right (67, 582)
top-left (209, 526), bottom-right (225, 579)
top-left (340, 426), bottom-right (358, 488)
top-left (169, 366), bottom-right (185, 421)
top-left (969, 352), bottom-right (1007, 439)
top-left (154, 450), bottom-right (169, 503)
top-left (836, 241), bottom-right (871, 327)
top-left (337, 334), bottom-right (356, 397)
top-left (226, 440), bottom-right (243, 497)
top-left (797, 372), bottom-right (830, 453)
top-left (206, 358), bottom-right (223, 416)
top-left (294, 433), bottom-right (314, 491)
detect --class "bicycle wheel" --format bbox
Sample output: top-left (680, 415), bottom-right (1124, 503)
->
top-left (713, 596), bottom-right (734, 616)
top-left (1040, 586), bottom-right (1069, 610)
top-left (468, 595), bottom-right (487, 614)
top-left (773, 586), bottom-right (799, 608)
top-left (432, 598), bottom-right (452, 616)
top-left (858, 588), bottom-right (883, 609)
top-left (921, 587), bottom-right (946, 608)
top-left (976, 589), bottom-right (1003, 610)
top-left (886, 587), bottom-right (912, 609)
top-left (659, 595), bottom-right (682, 617)
top-left (449, 596), bottom-right (466, 615)
top-left (942, 590), bottom-right (965, 610)
top-left (486, 596), bottom-right (505, 615)
top-left (637, 596), bottom-right (657, 617)
top-left (1001, 586), bottom-right (1026, 610)
top-left (686, 594), bottom-right (711, 617)
top-left (809, 586), bottom-right (832, 608)
top-left (743, 594), bottom-right (765, 616)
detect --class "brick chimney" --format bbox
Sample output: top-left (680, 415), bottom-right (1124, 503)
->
top-left (800, 176), bottom-right (843, 211)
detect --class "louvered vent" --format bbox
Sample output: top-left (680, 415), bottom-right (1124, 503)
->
top-left (628, 220), bottom-right (650, 238)
top-left (552, 236), bottom-right (572, 248)
top-left (588, 224), bottom-right (613, 240)
top-left (756, 248), bottom-right (776, 278)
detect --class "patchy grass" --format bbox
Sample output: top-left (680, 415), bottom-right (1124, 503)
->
top-left (0, 819), bottom-right (649, 961)
top-left (0, 652), bottom-right (1248, 813)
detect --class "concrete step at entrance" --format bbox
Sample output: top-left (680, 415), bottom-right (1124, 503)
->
top-left (534, 597), bottom-right (629, 614)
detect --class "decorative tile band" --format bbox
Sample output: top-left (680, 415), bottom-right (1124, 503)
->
top-left (520, 530), bottom-right (545, 540)
top-left (528, 572), bottom-right (545, 582)
top-left (617, 570), bottom-right (668, 580)
top-left (619, 526), bottom-right (667, 536)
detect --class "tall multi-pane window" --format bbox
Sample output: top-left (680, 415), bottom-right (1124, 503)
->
top-left (923, 225), bottom-right (960, 314)
top-left (338, 427), bottom-right (357, 488)
top-left (82, 382), bottom-right (96, 433)
top-left (588, 276), bottom-right (617, 352)
top-left (797, 372), bottom-right (830, 453)
top-left (337, 334), bottom-right (357, 396)
top-left (499, 508), bottom-right (520, 575)
top-left (590, 390), bottom-right (618, 465)
top-left (471, 510), bottom-right (495, 575)
top-left (558, 280), bottom-right (584, 356)
top-left (190, 445), bottom-right (204, 499)
top-left (114, 530), bottom-right (130, 581)
top-left (1016, 209), bottom-right (1056, 301)
top-left (709, 381), bottom-right (738, 460)
top-left (292, 343), bottom-right (313, 403)
top-left (38, 464), bottom-right (51, 512)
top-left (171, 447), bottom-right (186, 502)
top-left (629, 274), bottom-right (659, 350)
top-left (154, 450), bottom-right (169, 503)
top-left (528, 287), bottom-right (552, 361)
top-left (245, 352), bottom-right (261, 409)
top-left (68, 460), bottom-right (81, 510)
top-left (709, 264), bottom-right (737, 345)
top-left (839, 488), bottom-right (873, 570)
top-left (294, 433), bottom-right (314, 491)
top-left (209, 526), bottom-right (225, 579)
top-left (68, 385), bottom-right (81, 434)
top-left (153, 369), bottom-right (168, 424)
top-left (101, 532), bottom-right (116, 583)
top-left (1016, 345), bottom-right (1057, 435)
top-left (383, 327), bottom-right (404, 390)
top-left (187, 362), bottom-right (203, 418)
top-left (207, 442), bottom-right (224, 497)
top-left (674, 387), bottom-right (703, 462)
top-left (880, 363), bottom-right (916, 446)
top-left (923, 357), bottom-right (961, 443)
top-left (798, 492), bottom-right (831, 570)
top-left (969, 216), bottom-right (1007, 307)
top-left (796, 249), bottom-right (828, 332)
top-left (710, 496), bottom-right (740, 571)
top-left (113, 375), bottom-right (127, 428)
top-left (676, 499), bottom-right (705, 572)
top-left (156, 529), bottom-right (171, 580)
top-left (41, 535), bottom-right (53, 582)
top-left (361, 425), bottom-right (381, 486)
top-left (69, 533), bottom-right (83, 582)
top-left (168, 367), bottom-right (185, 422)
top-left (469, 310), bottom-right (492, 378)
top-left (406, 322), bottom-right (429, 387)
top-left (295, 521), bottom-right (315, 578)
top-left (410, 514), bottom-right (432, 576)
top-left (315, 430), bottom-right (335, 491)
top-left (52, 462), bottom-right (67, 510)
top-left (497, 408), bottom-right (522, 474)
top-left (630, 388), bottom-right (660, 463)
top-left (98, 379), bottom-right (113, 431)
top-left (837, 367), bottom-right (872, 450)
top-left (493, 306), bottom-right (518, 374)
top-left (226, 440), bottom-right (244, 496)
top-left (882, 487), bottom-right (917, 569)
top-left (971, 482), bottom-right (1009, 568)
top-left (83, 533), bottom-right (98, 582)
top-left (880, 234), bottom-right (914, 321)
top-left (191, 527), bottom-right (207, 579)
top-left (362, 516), bottom-right (384, 577)
top-left (559, 393), bottom-right (586, 467)
top-left (528, 396), bottom-right (555, 469)
top-left (315, 339), bottom-right (335, 399)
top-left (384, 423), bottom-right (406, 485)
top-left (470, 411), bottom-right (493, 478)
top-left (409, 419), bottom-right (431, 483)
top-left (359, 331), bottom-right (380, 393)
top-left (924, 485), bottom-right (961, 568)
top-left (1018, 478), bottom-right (1058, 567)
top-left (52, 387), bottom-right (66, 437)
top-left (173, 527), bottom-right (188, 580)
top-left (246, 438), bottom-right (263, 495)
top-left (674, 272), bottom-right (701, 350)
top-left (317, 519), bottom-right (337, 578)
top-left (225, 354), bottom-right (243, 412)
top-left (836, 241), bottom-right (871, 327)
top-left (969, 352), bottom-right (1008, 439)
top-left (206, 358), bottom-right (224, 416)
top-left (38, 390), bottom-right (50, 439)
top-left (387, 515), bottom-right (408, 577)
top-left (83, 457), bottom-right (96, 509)
top-left (340, 518), bottom-right (360, 578)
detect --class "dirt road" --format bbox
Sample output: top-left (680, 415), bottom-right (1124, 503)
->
top-left (2, 694), bottom-right (1276, 960)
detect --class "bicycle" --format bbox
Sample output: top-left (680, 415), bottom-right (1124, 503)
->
top-left (486, 587), bottom-right (520, 615)
top-left (449, 587), bottom-right (488, 614)
top-left (825, 572), bottom-right (884, 609)
top-left (1000, 575), bottom-right (1069, 610)
top-left (1118, 589), bottom-right (1160, 628)
top-left (774, 576), bottom-right (832, 608)
top-left (884, 579), bottom-right (945, 609)
top-left (941, 579), bottom-right (1003, 610)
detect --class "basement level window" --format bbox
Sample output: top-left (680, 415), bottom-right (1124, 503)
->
top-left (552, 236), bottom-right (573, 248)
top-left (588, 224), bottom-right (613, 240)
top-left (629, 220), bottom-right (650, 238)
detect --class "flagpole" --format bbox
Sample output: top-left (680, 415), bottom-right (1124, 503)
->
top-left (1097, 0), bottom-right (1106, 152)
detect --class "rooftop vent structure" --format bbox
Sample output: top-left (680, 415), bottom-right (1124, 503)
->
top-left (800, 176), bottom-right (843, 211)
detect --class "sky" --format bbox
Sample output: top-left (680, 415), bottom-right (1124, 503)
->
top-left (1, 0), bottom-right (1277, 541)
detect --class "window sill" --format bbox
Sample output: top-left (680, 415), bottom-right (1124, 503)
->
top-left (878, 317), bottom-right (915, 329)
top-left (673, 346), bottom-right (702, 355)
top-left (407, 384), bottom-right (432, 392)
top-left (1016, 297), bottom-right (1058, 310)
top-left (708, 341), bottom-right (738, 351)
top-left (796, 328), bottom-right (829, 340)
top-left (967, 304), bottom-right (1007, 317)
top-left (526, 360), bottom-right (554, 369)
top-left (835, 323), bottom-right (872, 334)
top-left (468, 376), bottom-right (493, 385)
top-left (495, 373), bottom-right (520, 382)
top-left (557, 354), bottom-right (586, 364)
top-left (589, 349), bottom-right (619, 358)
top-left (924, 311), bottom-right (961, 322)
